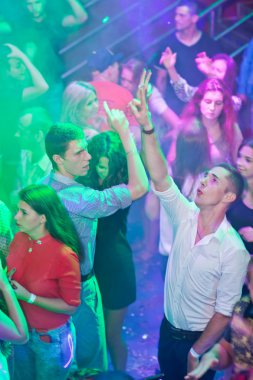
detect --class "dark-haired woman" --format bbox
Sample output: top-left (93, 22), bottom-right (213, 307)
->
top-left (180, 78), bottom-right (242, 165)
top-left (7, 184), bottom-right (81, 380)
top-left (160, 49), bottom-right (241, 111)
top-left (227, 139), bottom-right (253, 255)
top-left (81, 131), bottom-right (136, 371)
top-left (0, 258), bottom-right (28, 380)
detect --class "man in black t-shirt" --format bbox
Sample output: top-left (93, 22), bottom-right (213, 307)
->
top-left (154, 0), bottom-right (221, 114)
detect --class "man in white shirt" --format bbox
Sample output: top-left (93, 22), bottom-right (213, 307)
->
top-left (130, 73), bottom-right (250, 380)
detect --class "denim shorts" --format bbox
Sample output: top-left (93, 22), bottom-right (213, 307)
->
top-left (13, 319), bottom-right (75, 380)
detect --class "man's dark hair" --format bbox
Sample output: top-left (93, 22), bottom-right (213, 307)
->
top-left (177, 1), bottom-right (199, 15)
top-left (45, 123), bottom-right (84, 169)
top-left (217, 163), bottom-right (244, 202)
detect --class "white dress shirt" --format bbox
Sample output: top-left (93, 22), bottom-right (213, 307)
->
top-left (154, 180), bottom-right (250, 331)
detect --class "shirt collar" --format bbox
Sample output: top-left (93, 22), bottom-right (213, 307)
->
top-left (213, 216), bottom-right (230, 242)
top-left (27, 233), bottom-right (52, 245)
top-left (51, 171), bottom-right (78, 186)
top-left (191, 209), bottom-right (230, 244)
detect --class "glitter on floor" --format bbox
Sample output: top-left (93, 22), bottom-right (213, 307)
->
top-left (122, 251), bottom-right (164, 379)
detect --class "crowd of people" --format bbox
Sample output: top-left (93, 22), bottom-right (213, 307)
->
top-left (0, 0), bottom-right (253, 379)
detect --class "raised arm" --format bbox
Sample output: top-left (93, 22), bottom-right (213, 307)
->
top-left (62, 0), bottom-right (88, 27)
top-left (104, 102), bottom-right (149, 200)
top-left (195, 52), bottom-right (212, 77)
top-left (160, 47), bottom-right (180, 83)
top-left (6, 43), bottom-right (49, 103)
top-left (160, 47), bottom-right (196, 102)
top-left (129, 70), bottom-right (172, 192)
top-left (0, 261), bottom-right (28, 343)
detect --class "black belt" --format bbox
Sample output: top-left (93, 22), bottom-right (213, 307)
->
top-left (81, 270), bottom-right (94, 282)
top-left (165, 318), bottom-right (202, 341)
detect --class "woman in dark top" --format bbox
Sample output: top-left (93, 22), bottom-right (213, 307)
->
top-left (81, 131), bottom-right (136, 371)
top-left (227, 138), bottom-right (253, 254)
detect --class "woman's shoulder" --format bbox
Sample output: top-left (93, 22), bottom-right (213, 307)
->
top-left (12, 232), bottom-right (28, 242)
top-left (51, 239), bottom-right (78, 259)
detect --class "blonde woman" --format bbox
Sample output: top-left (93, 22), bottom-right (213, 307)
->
top-left (61, 81), bottom-right (102, 140)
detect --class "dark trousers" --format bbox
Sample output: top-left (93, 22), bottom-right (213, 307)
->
top-left (158, 317), bottom-right (215, 380)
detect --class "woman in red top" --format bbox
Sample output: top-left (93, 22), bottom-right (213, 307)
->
top-left (7, 184), bottom-right (82, 380)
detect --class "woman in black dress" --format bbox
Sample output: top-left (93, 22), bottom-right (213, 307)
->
top-left (82, 131), bottom-right (136, 371)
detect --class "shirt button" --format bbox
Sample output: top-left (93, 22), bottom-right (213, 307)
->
top-left (28, 248), bottom-right (32, 253)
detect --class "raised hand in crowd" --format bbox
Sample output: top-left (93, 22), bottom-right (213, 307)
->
top-left (195, 52), bottom-right (212, 76)
top-left (159, 47), bottom-right (180, 84)
top-left (129, 69), bottom-right (153, 129)
top-left (5, 43), bottom-right (49, 102)
top-left (160, 47), bottom-right (177, 70)
top-left (104, 101), bottom-right (149, 200)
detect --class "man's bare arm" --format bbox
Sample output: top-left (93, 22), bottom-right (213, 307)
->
top-left (187, 312), bottom-right (230, 373)
top-left (130, 70), bottom-right (172, 192)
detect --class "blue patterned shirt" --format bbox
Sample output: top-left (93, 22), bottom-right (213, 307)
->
top-left (41, 172), bottom-right (132, 275)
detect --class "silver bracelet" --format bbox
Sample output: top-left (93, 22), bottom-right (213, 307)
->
top-left (27, 293), bottom-right (36, 304)
top-left (189, 347), bottom-right (200, 359)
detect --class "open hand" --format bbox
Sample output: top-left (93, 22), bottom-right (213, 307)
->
top-left (195, 52), bottom-right (212, 76)
top-left (185, 351), bottom-right (218, 379)
top-left (187, 351), bottom-right (200, 375)
top-left (159, 47), bottom-right (177, 70)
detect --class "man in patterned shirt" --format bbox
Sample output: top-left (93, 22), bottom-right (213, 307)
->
top-left (41, 103), bottom-right (148, 373)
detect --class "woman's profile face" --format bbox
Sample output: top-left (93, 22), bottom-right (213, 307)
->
top-left (210, 59), bottom-right (227, 81)
top-left (120, 67), bottom-right (137, 95)
top-left (237, 145), bottom-right (253, 179)
top-left (96, 156), bottom-right (109, 183)
top-left (15, 201), bottom-right (45, 238)
top-left (78, 92), bottom-right (99, 123)
top-left (8, 58), bottom-right (27, 81)
top-left (200, 90), bottom-right (224, 121)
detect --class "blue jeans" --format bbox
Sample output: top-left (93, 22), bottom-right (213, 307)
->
top-left (72, 276), bottom-right (108, 371)
top-left (13, 320), bottom-right (75, 380)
